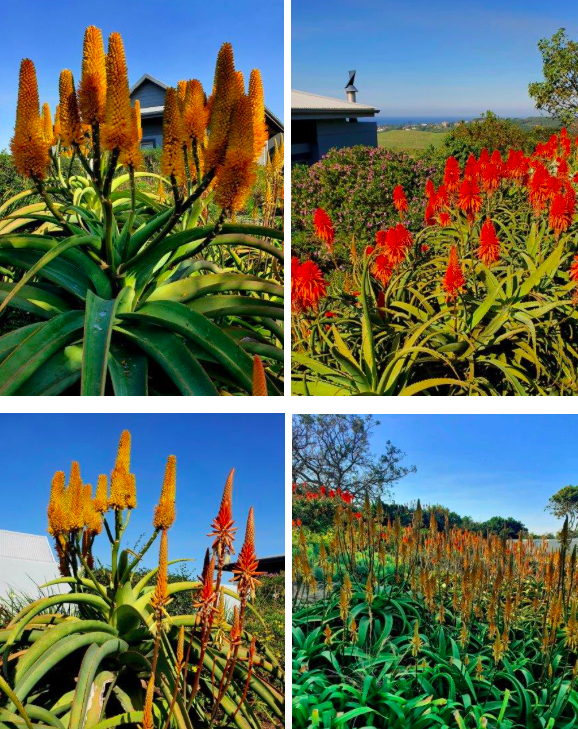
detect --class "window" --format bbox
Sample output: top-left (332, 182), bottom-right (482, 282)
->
top-left (141, 138), bottom-right (156, 149)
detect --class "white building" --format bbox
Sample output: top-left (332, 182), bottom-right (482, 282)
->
top-left (0, 529), bottom-right (61, 602)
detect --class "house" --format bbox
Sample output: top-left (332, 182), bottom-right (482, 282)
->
top-left (130, 74), bottom-right (284, 161)
top-left (0, 529), bottom-right (62, 603)
top-left (291, 71), bottom-right (379, 165)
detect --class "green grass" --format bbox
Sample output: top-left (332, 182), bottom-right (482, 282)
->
top-left (378, 129), bottom-right (448, 152)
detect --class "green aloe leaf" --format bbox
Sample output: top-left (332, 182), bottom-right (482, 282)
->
top-left (0, 311), bottom-right (84, 395)
top-left (115, 323), bottom-right (218, 395)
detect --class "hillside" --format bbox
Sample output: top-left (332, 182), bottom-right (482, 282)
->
top-left (378, 129), bottom-right (448, 153)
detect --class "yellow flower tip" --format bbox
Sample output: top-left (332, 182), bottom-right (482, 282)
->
top-left (134, 100), bottom-right (142, 141)
top-left (78, 25), bottom-right (107, 125)
top-left (41, 103), bottom-right (53, 145)
top-left (102, 32), bottom-right (133, 152)
top-left (205, 42), bottom-right (239, 170)
top-left (94, 474), bottom-right (108, 513)
top-left (108, 467), bottom-right (126, 511)
top-left (120, 103), bottom-right (143, 170)
top-left (151, 529), bottom-right (169, 610)
top-left (115, 429), bottom-right (131, 472)
top-left (142, 674), bottom-right (155, 729)
top-left (249, 69), bottom-right (269, 161)
top-left (235, 70), bottom-right (245, 94)
top-left (157, 176), bottom-right (166, 203)
top-left (58, 69), bottom-right (83, 148)
top-left (10, 58), bottom-right (50, 180)
top-left (153, 454), bottom-right (177, 530)
top-left (67, 461), bottom-right (86, 531)
top-left (47, 470), bottom-right (66, 535)
top-left (177, 79), bottom-right (187, 112)
top-left (214, 94), bottom-right (256, 212)
top-left (160, 87), bottom-right (185, 184)
top-left (252, 355), bottom-right (267, 396)
top-left (183, 79), bottom-right (209, 142)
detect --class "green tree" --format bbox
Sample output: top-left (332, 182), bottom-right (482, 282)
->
top-left (292, 414), bottom-right (416, 502)
top-left (528, 28), bottom-right (578, 127)
top-left (442, 112), bottom-right (530, 163)
top-left (482, 516), bottom-right (526, 538)
top-left (546, 485), bottom-right (578, 531)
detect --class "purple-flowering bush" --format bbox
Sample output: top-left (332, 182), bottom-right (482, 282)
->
top-left (291, 145), bottom-right (442, 263)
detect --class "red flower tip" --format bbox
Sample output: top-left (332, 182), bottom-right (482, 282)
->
top-left (478, 219), bottom-right (500, 266)
top-left (314, 208), bottom-right (335, 251)
top-left (443, 245), bottom-right (465, 301)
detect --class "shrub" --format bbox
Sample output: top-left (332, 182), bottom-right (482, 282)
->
top-left (291, 146), bottom-right (440, 261)
top-left (440, 111), bottom-right (554, 164)
top-left (243, 573), bottom-right (285, 661)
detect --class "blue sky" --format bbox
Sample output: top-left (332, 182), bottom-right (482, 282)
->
top-left (0, 414), bottom-right (284, 576)
top-left (0, 0), bottom-right (283, 150)
top-left (292, 0), bottom-right (578, 118)
top-left (369, 415), bottom-right (576, 534)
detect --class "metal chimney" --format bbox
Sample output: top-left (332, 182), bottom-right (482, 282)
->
top-left (345, 70), bottom-right (358, 103)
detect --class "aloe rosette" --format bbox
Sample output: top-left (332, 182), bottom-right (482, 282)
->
top-left (0, 431), bottom-right (284, 729)
top-left (0, 27), bottom-right (283, 396)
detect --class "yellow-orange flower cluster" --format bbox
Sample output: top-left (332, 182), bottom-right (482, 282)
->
top-left (78, 26), bottom-right (107, 125)
top-left (153, 455), bottom-right (177, 530)
top-left (59, 69), bottom-right (84, 148)
top-left (160, 87), bottom-right (186, 184)
top-left (205, 43), bottom-right (240, 171)
top-left (108, 430), bottom-right (137, 510)
top-left (214, 93), bottom-right (256, 211)
top-left (10, 59), bottom-right (50, 179)
top-left (102, 32), bottom-right (133, 153)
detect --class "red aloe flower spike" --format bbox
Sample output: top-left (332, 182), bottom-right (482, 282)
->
top-left (443, 246), bottom-right (465, 302)
top-left (314, 208), bottom-right (335, 252)
top-left (232, 507), bottom-right (263, 601)
top-left (478, 219), bottom-right (501, 265)
top-left (208, 468), bottom-right (237, 560)
top-left (194, 549), bottom-right (217, 618)
top-left (393, 184), bottom-right (408, 216)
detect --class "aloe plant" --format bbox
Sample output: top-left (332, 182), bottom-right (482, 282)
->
top-left (292, 134), bottom-right (578, 396)
top-left (293, 495), bottom-right (578, 728)
top-left (0, 430), bottom-right (284, 729)
top-left (0, 27), bottom-right (283, 395)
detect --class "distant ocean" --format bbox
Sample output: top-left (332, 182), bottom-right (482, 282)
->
top-left (374, 115), bottom-right (477, 125)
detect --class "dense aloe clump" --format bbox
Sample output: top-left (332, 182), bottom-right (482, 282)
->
top-left (292, 130), bottom-right (578, 396)
top-left (0, 26), bottom-right (283, 395)
top-left (0, 430), bottom-right (284, 729)
top-left (293, 495), bottom-right (578, 728)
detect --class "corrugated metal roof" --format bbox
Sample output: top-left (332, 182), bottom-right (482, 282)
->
top-left (0, 530), bottom-right (55, 563)
top-left (292, 89), bottom-right (378, 114)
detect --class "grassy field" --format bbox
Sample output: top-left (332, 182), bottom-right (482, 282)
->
top-left (378, 129), bottom-right (448, 152)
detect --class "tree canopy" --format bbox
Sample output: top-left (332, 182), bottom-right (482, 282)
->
top-left (529, 28), bottom-right (578, 127)
top-left (292, 414), bottom-right (416, 501)
top-left (546, 485), bottom-right (578, 531)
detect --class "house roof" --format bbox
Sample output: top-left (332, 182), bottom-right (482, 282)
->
top-left (131, 75), bottom-right (284, 131)
top-left (0, 530), bottom-right (61, 600)
top-left (130, 73), bottom-right (169, 95)
top-left (0, 529), bottom-right (55, 563)
top-left (291, 89), bottom-right (379, 118)
top-left (223, 554), bottom-right (285, 573)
